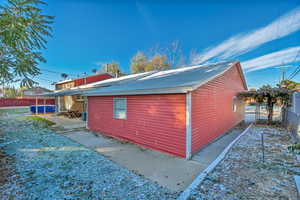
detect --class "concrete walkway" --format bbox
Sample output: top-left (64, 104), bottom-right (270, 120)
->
top-left (193, 127), bottom-right (244, 164)
top-left (61, 130), bottom-right (203, 192)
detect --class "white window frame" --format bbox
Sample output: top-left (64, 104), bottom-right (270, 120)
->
top-left (232, 96), bottom-right (237, 112)
top-left (113, 98), bottom-right (127, 119)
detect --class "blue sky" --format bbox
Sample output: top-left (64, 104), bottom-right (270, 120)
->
top-left (30, 0), bottom-right (300, 89)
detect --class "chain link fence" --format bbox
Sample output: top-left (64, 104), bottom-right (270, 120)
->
top-left (286, 110), bottom-right (300, 142)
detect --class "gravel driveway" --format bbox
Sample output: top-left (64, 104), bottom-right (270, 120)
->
top-left (188, 125), bottom-right (299, 200)
top-left (0, 116), bottom-right (177, 200)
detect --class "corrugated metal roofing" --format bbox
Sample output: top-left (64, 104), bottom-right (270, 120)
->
top-left (40, 71), bottom-right (157, 97)
top-left (41, 60), bottom-right (246, 97)
top-left (83, 60), bottom-right (243, 96)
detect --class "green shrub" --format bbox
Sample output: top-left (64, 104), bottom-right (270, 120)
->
top-left (288, 143), bottom-right (300, 152)
top-left (26, 116), bottom-right (55, 127)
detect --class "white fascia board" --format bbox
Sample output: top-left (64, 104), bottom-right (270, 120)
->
top-left (86, 96), bottom-right (89, 129)
top-left (189, 60), bottom-right (239, 91)
top-left (185, 92), bottom-right (192, 160)
top-left (83, 87), bottom-right (193, 96)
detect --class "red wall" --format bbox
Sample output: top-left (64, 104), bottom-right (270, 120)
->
top-left (87, 63), bottom-right (246, 158)
top-left (0, 98), bottom-right (55, 107)
top-left (191, 63), bottom-right (245, 153)
top-left (88, 94), bottom-right (187, 157)
top-left (74, 74), bottom-right (113, 87)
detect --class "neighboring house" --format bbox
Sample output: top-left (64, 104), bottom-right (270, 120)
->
top-left (53, 73), bottom-right (113, 113)
top-left (82, 60), bottom-right (247, 159)
top-left (22, 87), bottom-right (53, 98)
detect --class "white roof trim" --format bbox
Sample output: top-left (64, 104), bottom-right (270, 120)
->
top-left (85, 86), bottom-right (192, 96)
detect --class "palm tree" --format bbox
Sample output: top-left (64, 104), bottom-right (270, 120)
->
top-left (61, 73), bottom-right (68, 80)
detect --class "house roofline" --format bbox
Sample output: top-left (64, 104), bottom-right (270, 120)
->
top-left (55, 72), bottom-right (113, 85)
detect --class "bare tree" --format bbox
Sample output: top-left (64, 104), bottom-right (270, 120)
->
top-left (146, 40), bottom-right (184, 68)
top-left (189, 48), bottom-right (198, 65)
top-left (165, 40), bottom-right (183, 67)
top-left (101, 61), bottom-right (121, 77)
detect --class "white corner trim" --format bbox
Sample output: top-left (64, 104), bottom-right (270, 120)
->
top-left (57, 96), bottom-right (61, 113)
top-left (86, 96), bottom-right (89, 129)
top-left (178, 123), bottom-right (253, 200)
top-left (186, 92), bottom-right (192, 160)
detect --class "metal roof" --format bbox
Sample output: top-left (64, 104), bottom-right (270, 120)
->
top-left (83, 60), bottom-right (246, 96)
top-left (39, 71), bottom-right (157, 97)
top-left (40, 60), bottom-right (246, 97)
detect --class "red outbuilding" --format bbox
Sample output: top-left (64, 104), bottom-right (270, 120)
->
top-left (84, 60), bottom-right (247, 159)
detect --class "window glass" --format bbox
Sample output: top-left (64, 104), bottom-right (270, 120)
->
top-left (114, 98), bottom-right (127, 119)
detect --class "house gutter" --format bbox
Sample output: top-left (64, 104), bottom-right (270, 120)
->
top-left (185, 92), bottom-right (192, 160)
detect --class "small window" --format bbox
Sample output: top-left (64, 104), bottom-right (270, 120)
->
top-left (232, 96), bottom-right (237, 112)
top-left (113, 98), bottom-right (127, 119)
top-left (75, 95), bottom-right (84, 101)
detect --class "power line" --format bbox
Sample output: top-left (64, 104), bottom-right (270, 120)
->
top-left (39, 68), bottom-right (77, 77)
top-left (288, 65), bottom-right (300, 80)
top-left (33, 76), bottom-right (55, 83)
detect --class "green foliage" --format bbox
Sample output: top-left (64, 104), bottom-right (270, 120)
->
top-left (60, 73), bottom-right (68, 80)
top-left (91, 69), bottom-right (97, 74)
top-left (287, 143), bottom-right (300, 152)
top-left (238, 85), bottom-right (292, 104)
top-left (130, 52), bottom-right (170, 74)
top-left (26, 116), bottom-right (55, 127)
top-left (238, 85), bottom-right (293, 122)
top-left (130, 51), bottom-right (148, 73)
top-left (0, 0), bottom-right (53, 87)
top-left (278, 80), bottom-right (300, 90)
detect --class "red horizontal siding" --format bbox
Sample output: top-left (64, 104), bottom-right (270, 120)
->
top-left (191, 63), bottom-right (245, 153)
top-left (86, 74), bottom-right (112, 84)
top-left (74, 74), bottom-right (113, 87)
top-left (88, 94), bottom-right (186, 157)
top-left (74, 78), bottom-right (85, 86)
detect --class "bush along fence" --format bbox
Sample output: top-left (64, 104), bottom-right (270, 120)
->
top-left (0, 98), bottom-right (55, 107)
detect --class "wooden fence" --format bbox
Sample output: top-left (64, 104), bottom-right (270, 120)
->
top-left (0, 98), bottom-right (55, 107)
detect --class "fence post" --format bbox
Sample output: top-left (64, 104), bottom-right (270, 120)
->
top-left (35, 97), bottom-right (38, 115)
top-left (43, 98), bottom-right (46, 114)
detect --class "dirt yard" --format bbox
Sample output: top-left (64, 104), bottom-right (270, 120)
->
top-left (189, 125), bottom-right (299, 200)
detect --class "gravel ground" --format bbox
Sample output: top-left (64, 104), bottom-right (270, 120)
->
top-left (189, 125), bottom-right (299, 200)
top-left (0, 116), bottom-right (177, 200)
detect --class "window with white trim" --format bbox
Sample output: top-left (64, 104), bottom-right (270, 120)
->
top-left (232, 96), bottom-right (237, 112)
top-left (113, 98), bottom-right (127, 119)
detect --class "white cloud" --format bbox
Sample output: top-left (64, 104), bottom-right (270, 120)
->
top-left (241, 46), bottom-right (300, 72)
top-left (192, 7), bottom-right (300, 64)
